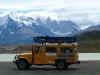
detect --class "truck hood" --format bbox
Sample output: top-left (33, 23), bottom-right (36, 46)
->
top-left (20, 53), bottom-right (32, 56)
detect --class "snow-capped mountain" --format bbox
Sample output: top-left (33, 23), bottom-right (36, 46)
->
top-left (85, 24), bottom-right (100, 31)
top-left (0, 11), bottom-right (81, 45)
top-left (78, 24), bottom-right (100, 34)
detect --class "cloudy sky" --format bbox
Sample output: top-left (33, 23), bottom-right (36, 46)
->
top-left (0, 0), bottom-right (100, 25)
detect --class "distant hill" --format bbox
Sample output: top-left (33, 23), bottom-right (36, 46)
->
top-left (77, 30), bottom-right (100, 53)
top-left (11, 31), bottom-right (100, 53)
top-left (0, 30), bottom-right (100, 53)
top-left (86, 24), bottom-right (100, 31)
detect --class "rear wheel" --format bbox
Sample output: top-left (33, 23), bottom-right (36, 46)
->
top-left (56, 60), bottom-right (66, 70)
top-left (16, 59), bottom-right (31, 70)
top-left (64, 63), bottom-right (69, 69)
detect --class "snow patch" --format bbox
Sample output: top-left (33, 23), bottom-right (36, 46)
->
top-left (52, 30), bottom-right (72, 36)
top-left (8, 11), bottom-right (24, 22)
top-left (10, 32), bottom-right (14, 34)
top-left (0, 31), bottom-right (2, 34)
top-left (22, 21), bottom-right (32, 26)
top-left (25, 12), bottom-right (58, 20)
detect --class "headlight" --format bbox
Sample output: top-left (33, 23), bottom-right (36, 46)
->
top-left (15, 55), bottom-right (20, 60)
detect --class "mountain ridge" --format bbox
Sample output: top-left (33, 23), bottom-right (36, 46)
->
top-left (0, 12), bottom-right (80, 45)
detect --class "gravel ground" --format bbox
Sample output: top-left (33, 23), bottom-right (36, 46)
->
top-left (0, 61), bottom-right (100, 75)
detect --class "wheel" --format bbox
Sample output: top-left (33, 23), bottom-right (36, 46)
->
top-left (16, 59), bottom-right (30, 70)
top-left (64, 63), bottom-right (69, 69)
top-left (56, 60), bottom-right (66, 70)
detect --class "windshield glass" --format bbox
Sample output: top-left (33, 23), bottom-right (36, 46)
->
top-left (61, 47), bottom-right (72, 53)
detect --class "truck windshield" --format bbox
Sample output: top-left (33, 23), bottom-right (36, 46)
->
top-left (34, 47), bottom-right (42, 53)
top-left (61, 47), bottom-right (72, 53)
top-left (46, 47), bottom-right (57, 53)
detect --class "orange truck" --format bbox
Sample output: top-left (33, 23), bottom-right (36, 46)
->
top-left (13, 36), bottom-right (80, 70)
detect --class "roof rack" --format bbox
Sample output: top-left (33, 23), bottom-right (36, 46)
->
top-left (33, 36), bottom-right (77, 44)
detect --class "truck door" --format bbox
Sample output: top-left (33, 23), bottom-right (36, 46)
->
top-left (33, 46), bottom-right (46, 64)
top-left (45, 47), bottom-right (58, 64)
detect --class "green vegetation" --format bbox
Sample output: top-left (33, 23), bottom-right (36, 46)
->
top-left (77, 30), bottom-right (100, 53)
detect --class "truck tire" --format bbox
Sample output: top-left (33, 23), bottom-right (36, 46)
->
top-left (56, 60), bottom-right (66, 70)
top-left (16, 59), bottom-right (30, 70)
top-left (64, 63), bottom-right (69, 69)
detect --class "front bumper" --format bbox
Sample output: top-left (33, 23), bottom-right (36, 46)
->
top-left (12, 57), bottom-right (19, 64)
top-left (13, 59), bottom-right (20, 64)
top-left (12, 55), bottom-right (20, 63)
top-left (12, 59), bottom-right (17, 63)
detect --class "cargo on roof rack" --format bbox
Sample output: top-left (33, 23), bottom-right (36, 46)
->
top-left (33, 36), bottom-right (77, 43)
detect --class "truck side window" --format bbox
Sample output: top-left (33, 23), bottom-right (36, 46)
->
top-left (46, 47), bottom-right (57, 53)
top-left (35, 47), bottom-right (42, 53)
top-left (61, 47), bottom-right (72, 53)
